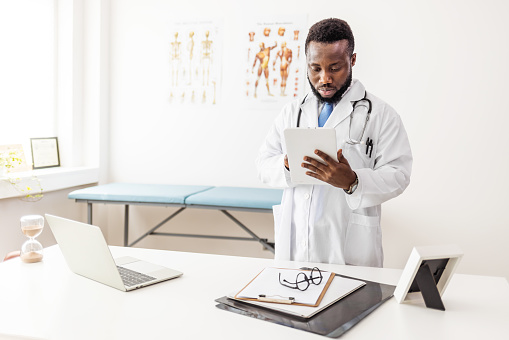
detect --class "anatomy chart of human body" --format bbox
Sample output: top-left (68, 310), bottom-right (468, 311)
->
top-left (169, 20), bottom-right (221, 105)
top-left (244, 17), bottom-right (306, 105)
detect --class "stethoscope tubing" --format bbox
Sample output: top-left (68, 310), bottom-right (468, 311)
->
top-left (295, 91), bottom-right (374, 156)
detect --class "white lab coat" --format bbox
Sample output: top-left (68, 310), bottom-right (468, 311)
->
top-left (256, 79), bottom-right (412, 267)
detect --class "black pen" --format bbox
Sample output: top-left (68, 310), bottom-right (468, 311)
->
top-left (365, 138), bottom-right (371, 155)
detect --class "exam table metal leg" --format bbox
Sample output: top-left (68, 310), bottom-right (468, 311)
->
top-left (87, 203), bottom-right (93, 224)
top-left (76, 200), bottom-right (275, 253)
top-left (124, 205), bottom-right (129, 247)
top-left (220, 210), bottom-right (275, 253)
top-left (128, 207), bottom-right (186, 247)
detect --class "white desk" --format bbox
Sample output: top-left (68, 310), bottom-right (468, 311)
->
top-left (0, 246), bottom-right (508, 340)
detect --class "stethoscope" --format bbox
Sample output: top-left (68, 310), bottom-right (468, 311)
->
top-left (296, 91), bottom-right (374, 156)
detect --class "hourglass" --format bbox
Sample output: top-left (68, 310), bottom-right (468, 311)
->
top-left (20, 215), bottom-right (44, 263)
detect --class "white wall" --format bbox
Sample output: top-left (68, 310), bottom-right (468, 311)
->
top-left (99, 0), bottom-right (509, 278)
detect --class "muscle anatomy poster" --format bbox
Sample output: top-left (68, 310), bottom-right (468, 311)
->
top-left (244, 17), bottom-right (307, 105)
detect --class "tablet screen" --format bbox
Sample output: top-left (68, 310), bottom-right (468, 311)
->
top-left (284, 128), bottom-right (338, 185)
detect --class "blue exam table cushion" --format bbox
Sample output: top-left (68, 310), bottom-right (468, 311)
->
top-left (185, 186), bottom-right (283, 210)
top-left (68, 183), bottom-right (213, 204)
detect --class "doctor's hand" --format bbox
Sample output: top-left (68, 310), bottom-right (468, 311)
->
top-left (302, 149), bottom-right (357, 189)
top-left (284, 155), bottom-right (290, 171)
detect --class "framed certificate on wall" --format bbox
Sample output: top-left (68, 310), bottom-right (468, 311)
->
top-left (30, 137), bottom-right (60, 169)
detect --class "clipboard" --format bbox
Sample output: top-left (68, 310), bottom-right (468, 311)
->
top-left (216, 273), bottom-right (396, 338)
top-left (234, 267), bottom-right (335, 307)
top-left (284, 128), bottom-right (338, 185)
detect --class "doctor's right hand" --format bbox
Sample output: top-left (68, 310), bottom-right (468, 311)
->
top-left (302, 149), bottom-right (356, 189)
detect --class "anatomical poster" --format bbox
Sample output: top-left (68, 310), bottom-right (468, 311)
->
top-left (244, 17), bottom-right (307, 106)
top-left (169, 20), bottom-right (222, 105)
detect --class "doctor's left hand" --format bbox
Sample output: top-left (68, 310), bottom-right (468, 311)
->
top-left (302, 149), bottom-right (356, 189)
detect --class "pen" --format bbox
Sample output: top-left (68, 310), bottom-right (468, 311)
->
top-left (258, 294), bottom-right (295, 304)
top-left (365, 138), bottom-right (374, 158)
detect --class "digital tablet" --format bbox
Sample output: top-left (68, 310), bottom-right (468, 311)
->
top-left (284, 128), bottom-right (338, 185)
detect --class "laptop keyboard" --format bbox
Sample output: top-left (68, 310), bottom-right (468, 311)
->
top-left (117, 266), bottom-right (156, 287)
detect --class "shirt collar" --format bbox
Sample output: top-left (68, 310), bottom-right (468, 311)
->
top-left (317, 82), bottom-right (354, 111)
top-left (299, 79), bottom-right (365, 128)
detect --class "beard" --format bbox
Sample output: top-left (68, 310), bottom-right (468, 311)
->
top-left (308, 67), bottom-right (353, 104)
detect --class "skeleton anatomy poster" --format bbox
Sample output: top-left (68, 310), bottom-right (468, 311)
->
top-left (244, 17), bottom-right (307, 105)
top-left (169, 20), bottom-right (222, 105)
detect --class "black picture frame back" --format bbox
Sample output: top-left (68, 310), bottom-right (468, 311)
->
top-left (410, 259), bottom-right (449, 311)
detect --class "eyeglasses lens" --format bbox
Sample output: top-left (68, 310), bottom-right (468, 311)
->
top-left (296, 272), bottom-right (309, 291)
top-left (310, 267), bottom-right (323, 285)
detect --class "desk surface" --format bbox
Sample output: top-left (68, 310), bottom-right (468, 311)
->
top-left (0, 246), bottom-right (508, 340)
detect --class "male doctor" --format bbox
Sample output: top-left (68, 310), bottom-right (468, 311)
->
top-left (256, 18), bottom-right (412, 267)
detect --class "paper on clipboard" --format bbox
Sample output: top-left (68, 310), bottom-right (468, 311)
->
top-left (235, 267), bottom-right (334, 306)
top-left (284, 128), bottom-right (338, 185)
top-left (231, 268), bottom-right (366, 318)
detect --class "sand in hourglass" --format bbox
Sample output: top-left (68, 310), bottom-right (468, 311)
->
top-left (21, 225), bottom-right (44, 263)
top-left (21, 252), bottom-right (43, 263)
top-left (22, 225), bottom-right (43, 237)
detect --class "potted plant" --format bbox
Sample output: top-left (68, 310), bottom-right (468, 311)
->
top-left (0, 148), bottom-right (43, 201)
top-left (0, 150), bottom-right (23, 177)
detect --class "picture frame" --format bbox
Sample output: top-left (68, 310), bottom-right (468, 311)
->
top-left (30, 137), bottom-right (60, 169)
top-left (394, 245), bottom-right (463, 311)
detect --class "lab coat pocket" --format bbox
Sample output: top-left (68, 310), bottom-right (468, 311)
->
top-left (344, 213), bottom-right (381, 267)
top-left (343, 143), bottom-right (374, 169)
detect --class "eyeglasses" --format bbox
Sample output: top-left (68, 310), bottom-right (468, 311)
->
top-left (278, 267), bottom-right (323, 291)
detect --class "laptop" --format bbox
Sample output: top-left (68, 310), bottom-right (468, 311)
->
top-left (45, 214), bottom-right (183, 291)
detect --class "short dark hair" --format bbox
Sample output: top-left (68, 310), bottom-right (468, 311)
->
top-left (305, 18), bottom-right (355, 56)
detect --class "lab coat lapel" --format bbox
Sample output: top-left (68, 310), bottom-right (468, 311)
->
top-left (324, 79), bottom-right (365, 129)
top-left (298, 93), bottom-right (319, 128)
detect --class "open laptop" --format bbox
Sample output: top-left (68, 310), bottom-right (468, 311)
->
top-left (45, 214), bottom-right (183, 291)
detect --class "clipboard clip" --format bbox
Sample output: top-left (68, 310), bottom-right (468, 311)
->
top-left (258, 294), bottom-right (295, 304)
